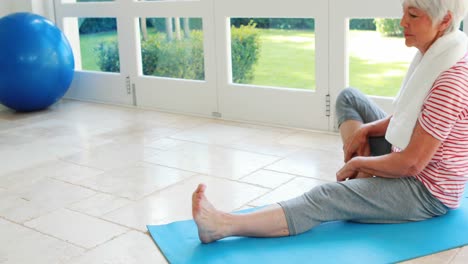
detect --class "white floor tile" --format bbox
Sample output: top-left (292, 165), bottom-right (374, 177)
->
top-left (24, 208), bottom-right (128, 249)
top-left (0, 99), bottom-right (463, 264)
top-left (0, 129), bottom-right (37, 147)
top-left (0, 178), bottom-right (95, 223)
top-left (147, 137), bottom-right (187, 151)
top-left (113, 107), bottom-right (209, 130)
top-left (93, 125), bottom-right (180, 146)
top-left (0, 218), bottom-right (84, 264)
top-left (103, 175), bottom-right (269, 231)
top-left (240, 170), bottom-right (295, 189)
top-left (67, 231), bottom-right (167, 264)
top-left (222, 126), bottom-right (301, 156)
top-left (61, 142), bottom-right (161, 170)
top-left (0, 146), bottom-right (57, 177)
top-left (77, 162), bottom-right (196, 200)
top-left (0, 194), bottom-right (55, 224)
top-left (280, 131), bottom-right (343, 152)
top-left (249, 177), bottom-right (327, 207)
top-left (399, 248), bottom-right (459, 264)
top-left (0, 159), bottom-right (103, 189)
top-left (0, 119), bottom-right (18, 131)
top-left (68, 193), bottom-right (132, 217)
top-left (266, 148), bottom-right (344, 182)
top-left (170, 122), bottom-right (259, 145)
top-left (451, 246), bottom-right (468, 264)
top-left (145, 142), bottom-right (279, 179)
top-left (224, 136), bottom-right (302, 157)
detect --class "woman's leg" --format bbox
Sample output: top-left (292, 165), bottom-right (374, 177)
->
top-left (335, 87), bottom-right (391, 156)
top-left (279, 177), bottom-right (447, 235)
top-left (192, 178), bottom-right (448, 242)
top-left (192, 184), bottom-right (289, 243)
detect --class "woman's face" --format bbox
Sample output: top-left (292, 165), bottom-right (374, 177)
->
top-left (400, 5), bottom-right (444, 54)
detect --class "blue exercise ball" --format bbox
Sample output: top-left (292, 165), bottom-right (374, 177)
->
top-left (0, 12), bottom-right (74, 112)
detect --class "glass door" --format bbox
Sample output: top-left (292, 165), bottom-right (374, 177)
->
top-left (131, 0), bottom-right (218, 116)
top-left (55, 0), bottom-right (220, 116)
top-left (54, 0), bottom-right (331, 130)
top-left (54, 0), bottom-right (134, 105)
top-left (55, 0), bottom-right (331, 130)
top-left (53, 0), bottom-right (467, 131)
top-left (329, 0), bottom-right (412, 130)
top-left (215, 0), bottom-right (330, 130)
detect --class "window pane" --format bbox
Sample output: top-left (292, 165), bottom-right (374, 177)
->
top-left (78, 17), bottom-right (120, 72)
top-left (139, 17), bottom-right (205, 80)
top-left (348, 18), bottom-right (415, 97)
top-left (230, 18), bottom-right (315, 90)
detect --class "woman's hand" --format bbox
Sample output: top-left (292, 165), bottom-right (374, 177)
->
top-left (336, 157), bottom-right (373, 182)
top-left (336, 158), bottom-right (358, 181)
top-left (343, 126), bottom-right (371, 162)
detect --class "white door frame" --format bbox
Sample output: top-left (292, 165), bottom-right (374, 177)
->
top-left (132, 0), bottom-right (218, 117)
top-left (53, 0), bottom-right (468, 132)
top-left (215, 0), bottom-right (330, 131)
top-left (328, 0), bottom-right (404, 131)
top-left (54, 0), bottom-right (220, 115)
top-left (54, 0), bottom-right (134, 106)
top-left (53, 0), bottom-right (331, 130)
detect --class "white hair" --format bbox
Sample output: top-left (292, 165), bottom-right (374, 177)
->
top-left (401, 0), bottom-right (468, 33)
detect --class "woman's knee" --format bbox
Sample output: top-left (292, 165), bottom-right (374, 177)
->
top-left (336, 87), bottom-right (361, 108)
top-left (335, 87), bottom-right (365, 126)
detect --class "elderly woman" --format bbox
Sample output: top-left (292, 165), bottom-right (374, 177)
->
top-left (192, 0), bottom-right (468, 243)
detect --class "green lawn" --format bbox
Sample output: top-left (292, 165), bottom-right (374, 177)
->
top-left (349, 57), bottom-right (408, 97)
top-left (79, 29), bottom-right (411, 97)
top-left (348, 30), bottom-right (412, 97)
top-left (250, 29), bottom-right (315, 89)
top-left (79, 31), bottom-right (119, 72)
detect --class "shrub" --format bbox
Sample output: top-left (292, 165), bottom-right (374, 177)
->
top-left (147, 18), bottom-right (203, 32)
top-left (94, 41), bottom-right (120, 72)
top-left (94, 25), bottom-right (260, 82)
top-left (231, 18), bottom-right (314, 30)
top-left (153, 30), bottom-right (205, 80)
top-left (141, 36), bottom-right (162, 76)
top-left (231, 23), bottom-right (261, 83)
top-left (349, 19), bottom-right (376, 31)
top-left (374, 19), bottom-right (403, 37)
top-left (80, 18), bottom-right (117, 34)
top-left (93, 36), bottom-right (162, 74)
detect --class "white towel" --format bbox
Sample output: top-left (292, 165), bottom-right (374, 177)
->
top-left (385, 30), bottom-right (468, 150)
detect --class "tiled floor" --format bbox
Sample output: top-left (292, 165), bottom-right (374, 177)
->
top-left (0, 99), bottom-right (466, 264)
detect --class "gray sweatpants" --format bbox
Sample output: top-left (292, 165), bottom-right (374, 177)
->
top-left (278, 88), bottom-right (448, 236)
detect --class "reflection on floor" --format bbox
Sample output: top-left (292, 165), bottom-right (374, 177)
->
top-left (0, 99), bottom-right (465, 263)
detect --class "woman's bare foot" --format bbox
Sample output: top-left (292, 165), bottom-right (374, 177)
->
top-left (192, 184), bottom-right (229, 243)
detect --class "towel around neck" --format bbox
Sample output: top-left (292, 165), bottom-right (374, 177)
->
top-left (385, 30), bottom-right (468, 150)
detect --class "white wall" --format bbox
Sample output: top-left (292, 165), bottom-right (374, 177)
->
top-left (31, 0), bottom-right (55, 22)
top-left (0, 0), bottom-right (54, 22)
top-left (0, 0), bottom-right (13, 17)
top-left (12, 0), bottom-right (32, 13)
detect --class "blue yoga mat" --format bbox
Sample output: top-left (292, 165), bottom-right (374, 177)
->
top-left (148, 187), bottom-right (468, 264)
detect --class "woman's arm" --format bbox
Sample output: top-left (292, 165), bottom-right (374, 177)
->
top-left (337, 121), bottom-right (440, 181)
top-left (362, 115), bottom-right (392, 137)
top-left (343, 115), bottom-right (392, 162)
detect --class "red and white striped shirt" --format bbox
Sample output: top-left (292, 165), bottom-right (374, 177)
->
top-left (416, 54), bottom-right (468, 208)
